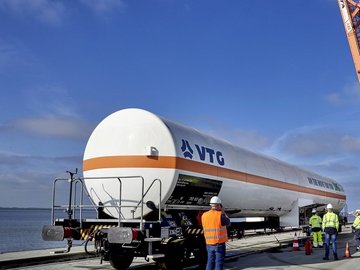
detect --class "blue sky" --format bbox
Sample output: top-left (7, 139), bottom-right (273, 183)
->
top-left (0, 0), bottom-right (359, 213)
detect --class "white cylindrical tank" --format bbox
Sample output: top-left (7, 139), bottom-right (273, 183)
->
top-left (83, 108), bottom-right (346, 219)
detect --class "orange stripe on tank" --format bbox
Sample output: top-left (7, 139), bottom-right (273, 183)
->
top-left (83, 155), bottom-right (346, 201)
top-left (83, 156), bottom-right (177, 170)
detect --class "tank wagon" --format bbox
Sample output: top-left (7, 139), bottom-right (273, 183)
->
top-left (42, 108), bottom-right (346, 270)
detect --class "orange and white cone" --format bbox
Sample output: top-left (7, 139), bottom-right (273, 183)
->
top-left (292, 233), bottom-right (300, 251)
top-left (344, 242), bottom-right (352, 258)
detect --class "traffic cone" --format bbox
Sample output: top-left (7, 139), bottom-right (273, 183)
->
top-left (305, 239), bottom-right (311, 255)
top-left (309, 239), bottom-right (313, 254)
top-left (344, 242), bottom-right (352, 258)
top-left (292, 233), bottom-right (300, 251)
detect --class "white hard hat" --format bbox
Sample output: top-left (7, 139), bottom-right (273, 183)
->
top-left (326, 203), bottom-right (333, 209)
top-left (210, 196), bottom-right (222, 204)
top-left (312, 209), bottom-right (317, 213)
top-left (355, 209), bottom-right (360, 214)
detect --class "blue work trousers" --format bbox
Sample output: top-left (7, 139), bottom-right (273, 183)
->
top-left (355, 229), bottom-right (360, 247)
top-left (206, 243), bottom-right (226, 270)
top-left (324, 233), bottom-right (337, 258)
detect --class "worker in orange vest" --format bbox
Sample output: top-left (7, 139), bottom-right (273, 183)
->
top-left (201, 196), bottom-right (230, 270)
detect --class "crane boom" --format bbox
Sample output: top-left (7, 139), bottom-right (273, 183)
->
top-left (337, 0), bottom-right (360, 83)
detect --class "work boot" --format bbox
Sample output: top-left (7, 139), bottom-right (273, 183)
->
top-left (334, 253), bottom-right (339, 260)
top-left (323, 257), bottom-right (329, 260)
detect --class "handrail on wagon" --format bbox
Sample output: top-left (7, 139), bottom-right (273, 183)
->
top-left (51, 177), bottom-right (93, 228)
top-left (50, 174), bottom-right (162, 231)
top-left (132, 178), bottom-right (162, 223)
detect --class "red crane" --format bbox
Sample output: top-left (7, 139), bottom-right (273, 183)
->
top-left (337, 0), bottom-right (360, 83)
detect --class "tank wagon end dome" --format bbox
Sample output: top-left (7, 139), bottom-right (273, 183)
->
top-left (83, 108), bottom-right (176, 162)
top-left (82, 108), bottom-right (179, 218)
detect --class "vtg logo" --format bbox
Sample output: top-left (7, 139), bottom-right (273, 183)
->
top-left (181, 139), bottom-right (225, 166)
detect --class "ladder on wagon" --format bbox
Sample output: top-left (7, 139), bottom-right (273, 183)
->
top-left (337, 0), bottom-right (360, 83)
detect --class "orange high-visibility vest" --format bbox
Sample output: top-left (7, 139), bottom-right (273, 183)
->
top-left (202, 210), bottom-right (228, 245)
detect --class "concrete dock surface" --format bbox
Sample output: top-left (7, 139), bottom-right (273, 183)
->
top-left (224, 226), bottom-right (360, 270)
top-left (0, 226), bottom-right (359, 269)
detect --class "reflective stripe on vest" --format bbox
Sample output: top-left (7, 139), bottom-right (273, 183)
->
top-left (202, 210), bottom-right (228, 245)
top-left (309, 215), bottom-right (321, 228)
top-left (322, 212), bottom-right (339, 231)
top-left (353, 216), bottom-right (360, 229)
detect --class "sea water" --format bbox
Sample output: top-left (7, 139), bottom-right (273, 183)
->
top-left (0, 208), bottom-right (96, 253)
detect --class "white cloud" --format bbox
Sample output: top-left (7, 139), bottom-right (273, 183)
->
top-left (307, 160), bottom-right (358, 173)
top-left (326, 83), bottom-right (360, 106)
top-left (1, 115), bottom-right (94, 140)
top-left (0, 152), bottom-right (82, 207)
top-left (189, 116), bottom-right (271, 152)
top-left (0, 0), bottom-right (66, 26)
top-left (23, 85), bottom-right (80, 117)
top-left (0, 85), bottom-right (94, 145)
top-left (340, 135), bottom-right (360, 153)
top-left (78, 0), bottom-right (124, 16)
top-left (270, 125), bottom-right (360, 159)
top-left (271, 126), bottom-right (341, 158)
top-left (266, 125), bottom-right (360, 211)
top-left (0, 0), bottom-right (126, 26)
top-left (0, 41), bottom-right (36, 74)
top-left (0, 43), bottom-right (17, 68)
top-left (221, 129), bottom-right (270, 151)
